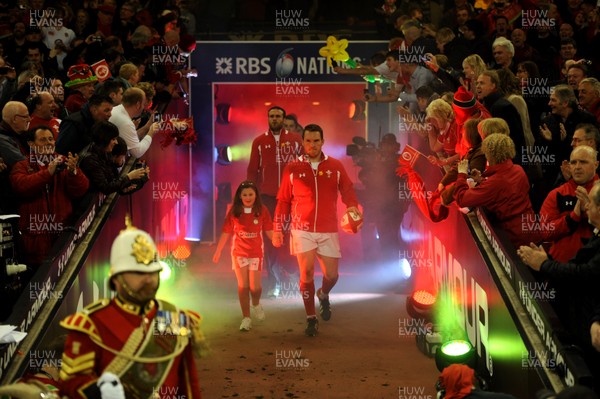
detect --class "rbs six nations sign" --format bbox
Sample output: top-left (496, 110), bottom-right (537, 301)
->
top-left (194, 41), bottom-right (387, 84)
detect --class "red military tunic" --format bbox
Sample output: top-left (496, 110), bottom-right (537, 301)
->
top-left (60, 297), bottom-right (202, 399)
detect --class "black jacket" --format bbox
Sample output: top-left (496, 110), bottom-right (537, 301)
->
top-left (56, 104), bottom-right (96, 156)
top-left (541, 233), bottom-right (600, 348)
top-left (79, 143), bottom-right (131, 195)
top-left (540, 107), bottom-right (597, 163)
top-left (482, 92), bottom-right (525, 163)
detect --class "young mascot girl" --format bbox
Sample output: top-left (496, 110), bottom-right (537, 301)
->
top-left (213, 180), bottom-right (274, 331)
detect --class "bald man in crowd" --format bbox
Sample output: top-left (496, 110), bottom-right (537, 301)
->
top-left (0, 101), bottom-right (31, 212)
top-left (540, 145), bottom-right (599, 263)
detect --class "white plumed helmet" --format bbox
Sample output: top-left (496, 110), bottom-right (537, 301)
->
top-left (109, 215), bottom-right (162, 277)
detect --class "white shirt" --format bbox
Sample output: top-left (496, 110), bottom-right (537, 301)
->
top-left (109, 104), bottom-right (152, 158)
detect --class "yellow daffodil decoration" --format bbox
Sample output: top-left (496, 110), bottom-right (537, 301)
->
top-left (319, 36), bottom-right (356, 68)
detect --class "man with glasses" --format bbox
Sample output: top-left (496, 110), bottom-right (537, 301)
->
top-left (578, 77), bottom-right (600, 125)
top-left (0, 101), bottom-right (30, 168)
top-left (566, 63), bottom-right (589, 91)
top-left (0, 101), bottom-right (30, 213)
top-left (10, 126), bottom-right (88, 269)
top-left (64, 64), bottom-right (98, 114)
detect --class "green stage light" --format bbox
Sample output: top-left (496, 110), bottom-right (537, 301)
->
top-left (441, 340), bottom-right (471, 357)
top-left (435, 339), bottom-right (477, 372)
top-left (159, 260), bottom-right (173, 281)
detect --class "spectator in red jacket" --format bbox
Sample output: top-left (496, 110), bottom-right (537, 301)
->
top-left (10, 126), bottom-right (89, 268)
top-left (273, 124), bottom-right (361, 336)
top-left (27, 91), bottom-right (60, 139)
top-left (454, 133), bottom-right (538, 247)
top-left (539, 145), bottom-right (598, 262)
top-left (64, 64), bottom-right (98, 114)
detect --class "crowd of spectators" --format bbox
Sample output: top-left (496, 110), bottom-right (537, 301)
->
top-left (332, 0), bottom-right (600, 376)
top-left (0, 0), bottom-right (195, 283)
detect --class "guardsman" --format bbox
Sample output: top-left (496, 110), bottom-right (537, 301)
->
top-left (59, 217), bottom-right (204, 399)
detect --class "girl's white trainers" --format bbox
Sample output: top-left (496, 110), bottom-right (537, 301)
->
top-left (252, 304), bottom-right (265, 321)
top-left (239, 317), bottom-right (252, 331)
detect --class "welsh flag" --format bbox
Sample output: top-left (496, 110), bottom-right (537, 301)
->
top-left (91, 59), bottom-right (111, 82)
top-left (399, 144), bottom-right (420, 168)
top-left (397, 145), bottom-right (449, 223)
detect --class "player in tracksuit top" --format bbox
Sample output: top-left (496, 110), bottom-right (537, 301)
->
top-left (247, 106), bottom-right (303, 298)
top-left (273, 123), bottom-right (361, 336)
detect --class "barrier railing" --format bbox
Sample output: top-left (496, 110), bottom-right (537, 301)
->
top-left (467, 208), bottom-right (593, 389)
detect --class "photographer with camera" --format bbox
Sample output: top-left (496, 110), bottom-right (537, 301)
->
top-left (9, 126), bottom-right (89, 270)
top-left (364, 50), bottom-right (435, 115)
top-left (109, 87), bottom-right (159, 158)
top-left (353, 133), bottom-right (406, 263)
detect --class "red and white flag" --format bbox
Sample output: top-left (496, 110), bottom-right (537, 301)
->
top-left (91, 59), bottom-right (111, 82)
top-left (396, 144), bottom-right (449, 222)
top-left (399, 144), bottom-right (421, 168)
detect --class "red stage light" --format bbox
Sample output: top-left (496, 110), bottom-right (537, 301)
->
top-left (348, 100), bottom-right (365, 121)
top-left (216, 103), bottom-right (231, 124)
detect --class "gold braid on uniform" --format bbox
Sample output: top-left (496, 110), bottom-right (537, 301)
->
top-left (89, 327), bottom-right (189, 365)
top-left (184, 309), bottom-right (209, 358)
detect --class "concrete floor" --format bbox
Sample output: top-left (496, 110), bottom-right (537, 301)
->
top-left (159, 245), bottom-right (441, 399)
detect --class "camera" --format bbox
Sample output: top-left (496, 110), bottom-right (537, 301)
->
top-left (54, 155), bottom-right (67, 171)
top-left (153, 113), bottom-right (162, 123)
top-left (346, 136), bottom-right (378, 168)
top-left (0, 66), bottom-right (13, 75)
top-left (92, 35), bottom-right (102, 42)
top-left (135, 159), bottom-right (146, 169)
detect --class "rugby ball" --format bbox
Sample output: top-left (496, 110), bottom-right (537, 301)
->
top-left (340, 209), bottom-right (363, 234)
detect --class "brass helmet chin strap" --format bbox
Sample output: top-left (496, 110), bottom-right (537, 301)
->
top-left (116, 274), bottom-right (146, 304)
